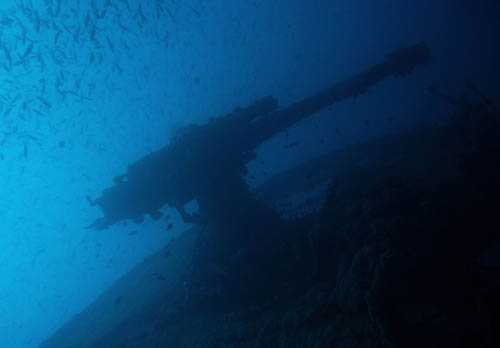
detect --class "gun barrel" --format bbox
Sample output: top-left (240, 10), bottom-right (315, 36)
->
top-left (248, 42), bottom-right (430, 146)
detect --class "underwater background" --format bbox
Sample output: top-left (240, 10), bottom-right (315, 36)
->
top-left (0, 0), bottom-right (499, 347)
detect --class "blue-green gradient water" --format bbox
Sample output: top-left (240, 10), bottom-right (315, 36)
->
top-left (0, 1), bottom-right (498, 346)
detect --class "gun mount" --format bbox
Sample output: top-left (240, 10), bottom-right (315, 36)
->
top-left (86, 42), bottom-right (430, 230)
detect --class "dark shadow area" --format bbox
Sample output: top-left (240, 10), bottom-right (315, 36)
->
top-left (41, 43), bottom-right (500, 347)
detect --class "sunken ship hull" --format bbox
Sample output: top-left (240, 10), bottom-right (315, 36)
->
top-left (41, 99), bottom-right (500, 347)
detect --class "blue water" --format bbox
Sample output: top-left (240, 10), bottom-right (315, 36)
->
top-left (0, 0), bottom-right (498, 346)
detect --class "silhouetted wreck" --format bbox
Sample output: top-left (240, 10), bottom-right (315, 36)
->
top-left (41, 42), bottom-right (500, 347)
